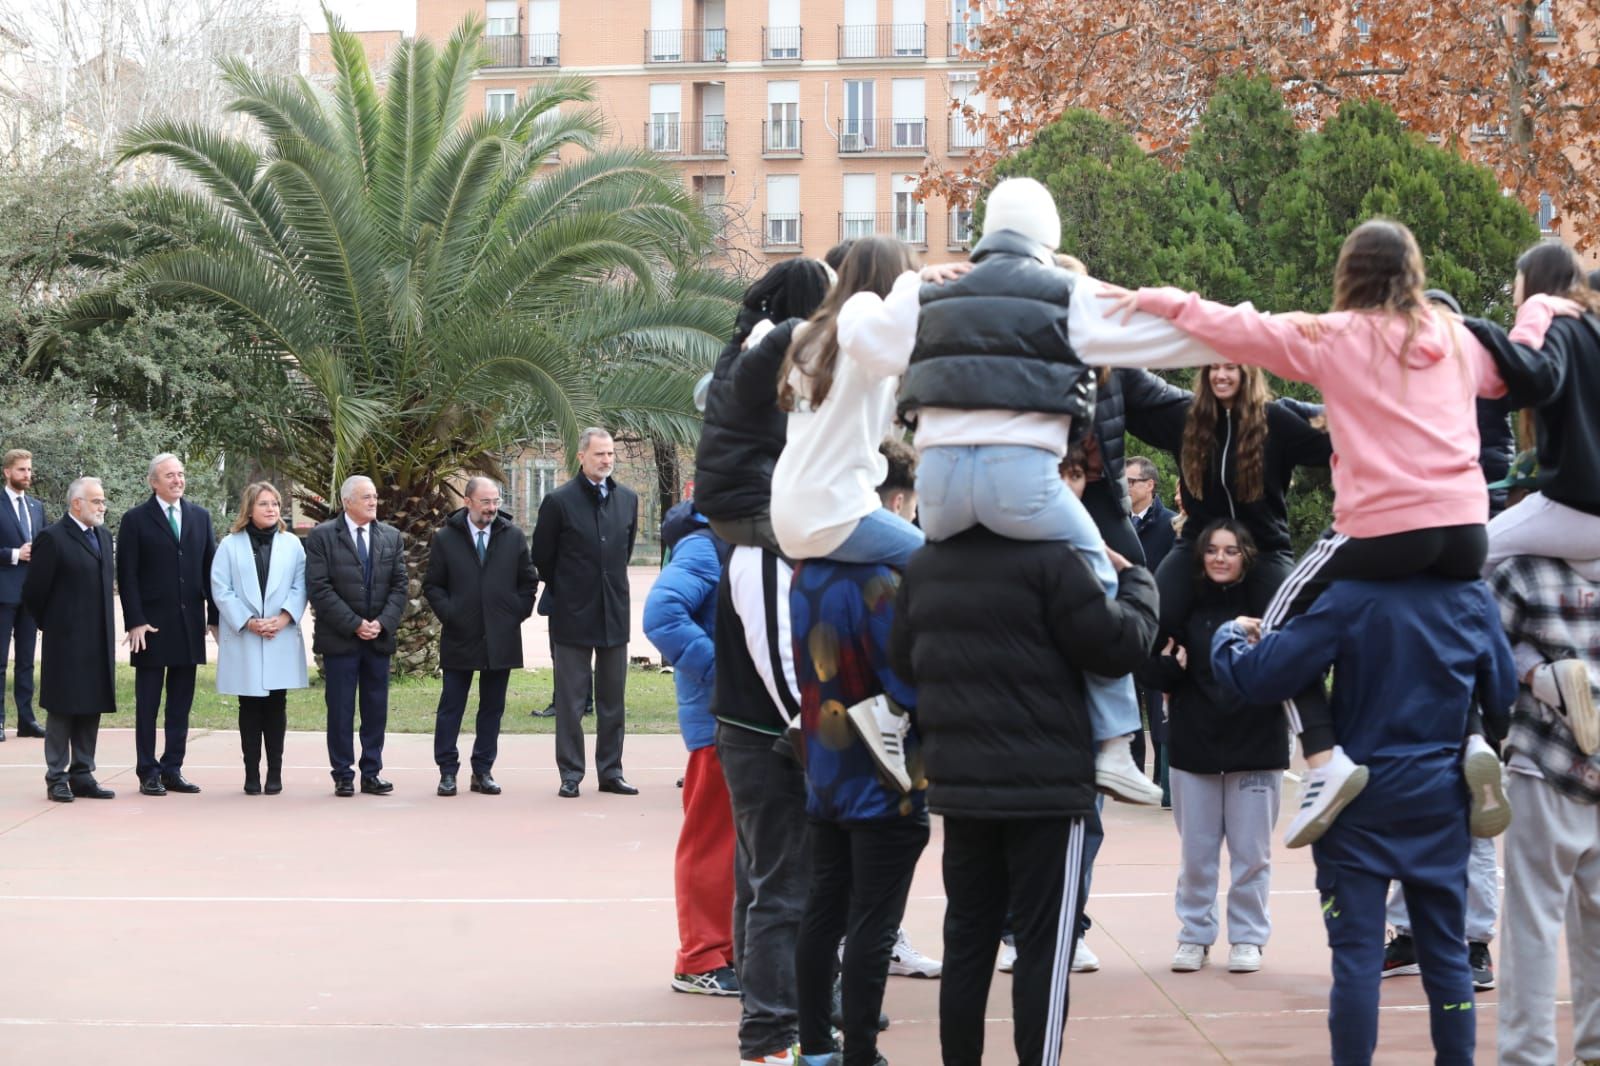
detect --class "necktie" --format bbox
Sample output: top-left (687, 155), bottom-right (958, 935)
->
top-left (476, 529), bottom-right (487, 563)
top-left (167, 504), bottom-right (180, 538)
top-left (356, 525), bottom-right (371, 585)
top-left (14, 496), bottom-right (27, 540)
top-left (83, 524), bottom-right (100, 557)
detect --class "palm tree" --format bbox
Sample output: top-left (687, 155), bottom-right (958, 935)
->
top-left (32, 13), bottom-right (735, 675)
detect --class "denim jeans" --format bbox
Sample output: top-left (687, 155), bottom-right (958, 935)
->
top-left (917, 443), bottom-right (1140, 741)
top-left (826, 507), bottom-right (925, 571)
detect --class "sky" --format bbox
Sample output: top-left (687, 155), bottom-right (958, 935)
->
top-left (300, 0), bottom-right (415, 35)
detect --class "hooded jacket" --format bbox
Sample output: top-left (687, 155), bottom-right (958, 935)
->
top-left (692, 320), bottom-right (799, 522)
top-left (643, 504), bottom-right (725, 751)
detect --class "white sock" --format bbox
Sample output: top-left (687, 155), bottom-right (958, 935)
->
top-left (1099, 733), bottom-right (1133, 757)
top-left (1465, 733), bottom-right (1495, 759)
top-left (1530, 663), bottom-right (1562, 708)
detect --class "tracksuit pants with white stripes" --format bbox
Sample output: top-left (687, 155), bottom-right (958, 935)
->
top-left (939, 815), bottom-right (1088, 1066)
top-left (1263, 525), bottom-right (1487, 754)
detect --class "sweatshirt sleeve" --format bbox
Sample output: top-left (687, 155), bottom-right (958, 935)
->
top-left (1462, 316), bottom-right (1568, 410)
top-left (1210, 598), bottom-right (1346, 703)
top-left (1069, 277), bottom-right (1221, 369)
top-left (1135, 286), bottom-right (1324, 385)
top-left (838, 270), bottom-right (922, 381)
top-left (1509, 294), bottom-right (1561, 348)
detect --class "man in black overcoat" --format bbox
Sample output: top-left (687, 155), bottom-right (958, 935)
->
top-left (424, 477), bottom-right (536, 797)
top-left (22, 477), bottom-right (117, 801)
top-left (117, 453), bottom-right (218, 795)
top-left (529, 428), bottom-right (639, 798)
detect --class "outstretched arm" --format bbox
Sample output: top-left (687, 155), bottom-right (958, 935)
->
top-left (1211, 597), bottom-right (1347, 703)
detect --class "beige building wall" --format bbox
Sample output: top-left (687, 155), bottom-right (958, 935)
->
top-left (414, 0), bottom-right (990, 266)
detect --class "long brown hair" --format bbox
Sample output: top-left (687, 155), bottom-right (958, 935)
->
top-left (1517, 239), bottom-right (1600, 312)
top-left (778, 236), bottom-right (914, 411)
top-left (1330, 218), bottom-right (1459, 382)
top-left (230, 482), bottom-right (287, 534)
top-left (1180, 364), bottom-right (1272, 503)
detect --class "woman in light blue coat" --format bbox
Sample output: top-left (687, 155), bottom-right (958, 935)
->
top-left (211, 482), bottom-right (308, 794)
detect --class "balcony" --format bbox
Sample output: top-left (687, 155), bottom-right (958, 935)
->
top-left (763, 119), bottom-right (803, 155)
top-left (836, 117), bottom-right (928, 155)
top-left (948, 208), bottom-right (973, 251)
top-left (838, 211), bottom-right (927, 246)
top-left (646, 118), bottom-right (728, 158)
top-left (837, 23), bottom-right (926, 60)
top-left (645, 27), bottom-right (728, 64)
top-left (763, 213), bottom-right (803, 250)
top-left (481, 33), bottom-right (561, 68)
top-left (948, 114), bottom-right (987, 154)
top-left (763, 25), bottom-right (802, 62)
top-left (947, 20), bottom-right (981, 56)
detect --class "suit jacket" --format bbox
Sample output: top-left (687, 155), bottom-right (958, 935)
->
top-left (21, 517), bottom-right (116, 715)
top-left (117, 494), bottom-right (219, 667)
top-left (1133, 497), bottom-right (1178, 573)
top-left (530, 475), bottom-right (637, 648)
top-left (211, 529), bottom-right (309, 696)
top-left (423, 509), bottom-right (536, 672)
top-left (303, 515), bottom-right (408, 657)
top-left (0, 491), bottom-right (47, 605)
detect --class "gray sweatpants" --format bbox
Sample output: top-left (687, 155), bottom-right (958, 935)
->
top-left (1386, 835), bottom-right (1499, 943)
top-left (1170, 768), bottom-right (1281, 947)
top-left (1498, 772), bottom-right (1600, 1066)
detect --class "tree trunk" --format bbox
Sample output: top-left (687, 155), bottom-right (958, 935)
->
top-left (380, 481), bottom-right (455, 679)
top-left (651, 433), bottom-right (680, 563)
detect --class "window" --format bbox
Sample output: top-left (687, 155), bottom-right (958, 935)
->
top-left (950, 0), bottom-right (981, 52)
top-left (768, 80), bottom-right (800, 150)
top-left (696, 175), bottom-right (728, 235)
top-left (893, 174), bottom-right (926, 245)
top-left (768, 0), bottom-right (800, 58)
top-left (650, 83), bottom-right (682, 151)
top-left (702, 0), bottom-right (727, 60)
top-left (529, 0), bottom-right (559, 64)
top-left (892, 0), bottom-right (925, 56)
top-left (766, 175), bottom-right (800, 246)
top-left (949, 206), bottom-right (973, 249)
top-left (700, 83), bottom-right (726, 153)
top-left (842, 79), bottom-right (875, 150)
top-left (1354, 14), bottom-right (1371, 38)
top-left (1538, 192), bottom-right (1556, 233)
top-left (950, 72), bottom-right (984, 149)
top-left (1534, 0), bottom-right (1556, 37)
top-left (891, 78), bottom-right (926, 148)
top-left (485, 89), bottom-right (516, 119)
top-left (650, 0), bottom-right (683, 61)
top-left (485, 0), bottom-right (517, 37)
top-left (842, 0), bottom-right (875, 59)
top-left (842, 173), bottom-right (877, 238)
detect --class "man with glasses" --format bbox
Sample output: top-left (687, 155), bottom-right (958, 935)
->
top-left (23, 477), bottom-right (118, 801)
top-left (305, 475), bottom-right (409, 797)
top-left (423, 477), bottom-right (536, 797)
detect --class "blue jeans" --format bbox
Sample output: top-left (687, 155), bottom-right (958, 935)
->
top-left (826, 507), bottom-right (925, 571)
top-left (918, 443), bottom-right (1140, 742)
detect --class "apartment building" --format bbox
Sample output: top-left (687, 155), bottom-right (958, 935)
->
top-left (412, 0), bottom-right (993, 265)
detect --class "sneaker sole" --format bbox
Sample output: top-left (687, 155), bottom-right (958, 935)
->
top-left (1473, 974), bottom-right (1496, 992)
top-left (1228, 955), bottom-right (1262, 973)
top-left (1465, 749), bottom-right (1512, 838)
top-left (1285, 765), bottom-right (1370, 849)
top-left (1096, 769), bottom-right (1164, 806)
top-left (669, 978), bottom-right (740, 997)
top-left (1382, 963), bottom-right (1421, 978)
top-left (1171, 951), bottom-right (1208, 973)
top-left (888, 962), bottom-right (941, 978)
top-left (1554, 660), bottom-right (1599, 755)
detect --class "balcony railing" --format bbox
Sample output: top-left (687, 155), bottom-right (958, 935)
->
top-left (837, 211), bottom-right (927, 246)
top-left (947, 20), bottom-right (980, 55)
top-left (763, 25), bottom-right (802, 61)
top-left (763, 119), bottom-right (803, 154)
top-left (837, 117), bottom-right (928, 154)
top-left (837, 23), bottom-right (926, 59)
top-left (948, 114), bottom-right (987, 153)
top-left (763, 213), bottom-right (803, 249)
top-left (948, 209), bottom-right (973, 250)
top-left (645, 27), bottom-right (728, 64)
top-left (646, 118), bottom-right (728, 156)
top-left (481, 33), bottom-right (561, 68)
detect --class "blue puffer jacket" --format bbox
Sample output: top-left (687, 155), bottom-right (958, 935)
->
top-left (643, 507), bottom-right (724, 751)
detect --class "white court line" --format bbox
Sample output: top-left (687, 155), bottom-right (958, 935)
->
top-left (0, 889), bottom-right (1321, 906)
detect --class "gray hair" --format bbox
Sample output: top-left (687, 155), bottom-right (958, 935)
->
top-left (577, 427), bottom-right (612, 453)
top-left (147, 452), bottom-right (182, 481)
top-left (339, 475), bottom-right (375, 503)
top-left (463, 476), bottom-right (499, 499)
top-left (67, 476), bottom-right (103, 505)
top-left (1127, 456), bottom-right (1159, 486)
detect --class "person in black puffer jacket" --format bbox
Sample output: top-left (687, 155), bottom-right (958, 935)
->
top-left (1138, 520), bottom-right (1285, 976)
top-left (693, 259), bottom-right (831, 554)
top-left (1424, 289), bottom-right (1516, 517)
top-left (889, 527), bottom-right (1158, 1066)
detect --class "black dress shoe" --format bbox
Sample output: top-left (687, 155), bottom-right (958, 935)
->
top-left (598, 776), bottom-right (639, 796)
top-left (557, 779), bottom-right (580, 798)
top-left (16, 721), bottom-right (46, 738)
top-left (47, 782), bottom-right (73, 802)
top-left (531, 703), bottom-right (557, 718)
top-left (361, 776), bottom-right (394, 795)
top-left (334, 779), bottom-right (355, 797)
top-left (162, 773), bottom-right (201, 794)
top-left (70, 781), bottom-right (115, 800)
top-left (140, 775), bottom-right (168, 796)
top-left (470, 773), bottom-right (501, 795)
top-left (437, 773), bottom-right (457, 797)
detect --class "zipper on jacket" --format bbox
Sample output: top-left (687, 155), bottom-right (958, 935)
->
top-left (1221, 409), bottom-right (1236, 518)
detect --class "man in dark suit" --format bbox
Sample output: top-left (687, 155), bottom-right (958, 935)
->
top-left (117, 453), bottom-right (218, 795)
top-left (423, 477), bottom-right (536, 797)
top-left (530, 428), bottom-right (639, 798)
top-left (1, 448), bottom-right (48, 741)
top-left (22, 477), bottom-right (117, 801)
top-left (304, 474), bottom-right (408, 797)
top-left (1127, 455), bottom-right (1175, 800)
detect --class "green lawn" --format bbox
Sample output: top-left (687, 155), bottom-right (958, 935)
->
top-left (102, 664), bottom-right (683, 735)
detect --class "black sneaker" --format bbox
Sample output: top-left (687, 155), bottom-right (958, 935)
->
top-left (1382, 933), bottom-right (1419, 977)
top-left (830, 974), bottom-right (889, 1032)
top-left (1468, 941), bottom-right (1495, 991)
top-left (670, 964), bottom-right (740, 996)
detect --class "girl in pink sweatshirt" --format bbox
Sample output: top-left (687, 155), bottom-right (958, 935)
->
top-left (1105, 218), bottom-right (1510, 848)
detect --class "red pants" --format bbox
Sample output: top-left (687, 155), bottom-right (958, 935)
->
top-left (675, 745), bottom-right (736, 974)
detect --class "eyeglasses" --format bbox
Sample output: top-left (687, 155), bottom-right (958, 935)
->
top-left (1204, 545), bottom-right (1242, 558)
top-left (1129, 477), bottom-right (1155, 484)
top-left (471, 498), bottom-right (502, 507)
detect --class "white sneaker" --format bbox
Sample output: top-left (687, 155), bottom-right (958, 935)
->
top-left (1463, 734), bottom-right (1511, 839)
top-left (1227, 944), bottom-right (1262, 973)
top-left (1285, 746), bottom-right (1369, 848)
top-left (888, 927), bottom-right (942, 978)
top-left (1071, 940), bottom-right (1099, 973)
top-left (997, 937), bottom-right (1017, 973)
top-left (740, 1050), bottom-right (796, 1066)
top-left (1095, 736), bottom-right (1164, 805)
top-left (1542, 660), bottom-right (1599, 755)
top-left (845, 694), bottom-right (913, 793)
top-left (1171, 943), bottom-right (1209, 972)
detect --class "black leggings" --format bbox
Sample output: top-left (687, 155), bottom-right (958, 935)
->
top-left (1264, 524), bottom-right (1488, 755)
